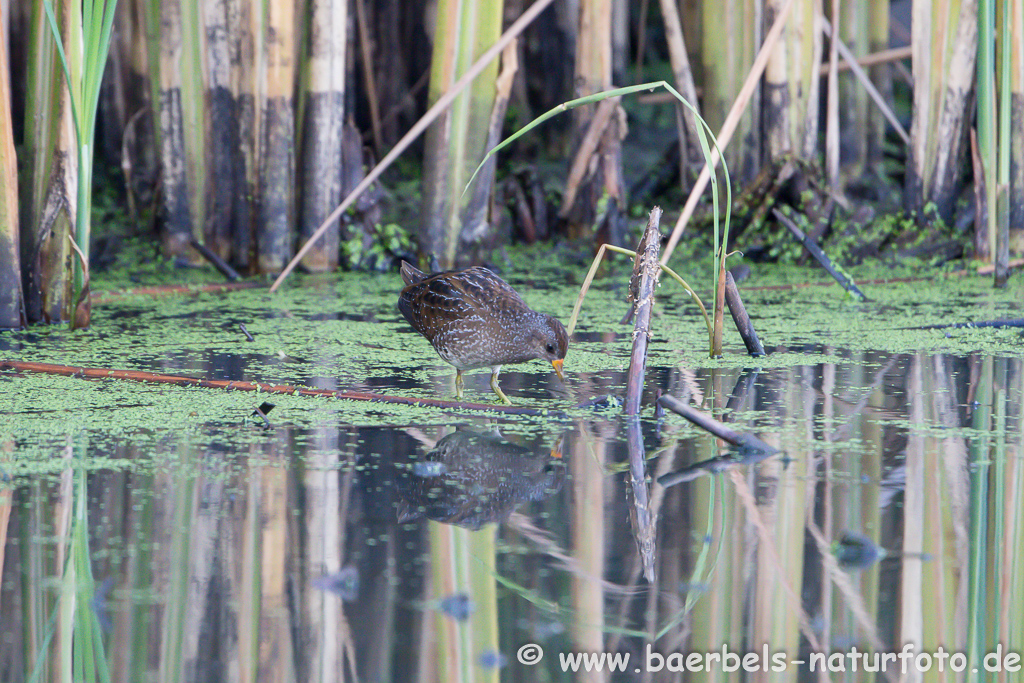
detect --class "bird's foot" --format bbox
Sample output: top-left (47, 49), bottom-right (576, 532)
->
top-left (490, 369), bottom-right (512, 405)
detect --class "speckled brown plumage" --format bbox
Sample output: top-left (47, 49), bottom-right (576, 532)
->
top-left (398, 261), bottom-right (568, 403)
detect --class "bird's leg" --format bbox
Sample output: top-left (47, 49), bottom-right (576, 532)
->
top-left (455, 369), bottom-right (465, 399)
top-left (490, 366), bottom-right (512, 405)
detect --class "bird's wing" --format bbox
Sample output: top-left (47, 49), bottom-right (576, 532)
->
top-left (456, 267), bottom-right (530, 318)
top-left (398, 274), bottom-right (483, 341)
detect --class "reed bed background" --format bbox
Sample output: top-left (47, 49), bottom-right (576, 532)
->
top-left (0, 0), bottom-right (1021, 331)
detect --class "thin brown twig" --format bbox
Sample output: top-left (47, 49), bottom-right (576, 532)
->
top-left (816, 45), bottom-right (913, 75)
top-left (0, 360), bottom-right (553, 416)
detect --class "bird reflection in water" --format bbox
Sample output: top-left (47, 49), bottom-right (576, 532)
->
top-left (395, 429), bottom-right (565, 530)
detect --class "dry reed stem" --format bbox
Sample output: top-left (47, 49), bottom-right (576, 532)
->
top-left (822, 18), bottom-right (909, 145)
top-left (354, 0), bottom-right (382, 157)
top-left (624, 207), bottom-right (662, 416)
top-left (559, 97), bottom-right (620, 217)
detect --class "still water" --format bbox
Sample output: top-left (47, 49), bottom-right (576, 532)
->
top-left (1, 266), bottom-right (1022, 682)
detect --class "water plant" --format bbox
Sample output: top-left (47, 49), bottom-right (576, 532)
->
top-left (40, 0), bottom-right (119, 328)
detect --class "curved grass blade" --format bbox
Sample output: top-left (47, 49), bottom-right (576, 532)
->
top-left (465, 80), bottom-right (732, 358)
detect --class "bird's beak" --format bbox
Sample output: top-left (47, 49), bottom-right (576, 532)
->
top-left (551, 358), bottom-right (565, 381)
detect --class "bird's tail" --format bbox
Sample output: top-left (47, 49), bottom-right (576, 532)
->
top-left (400, 260), bottom-right (428, 286)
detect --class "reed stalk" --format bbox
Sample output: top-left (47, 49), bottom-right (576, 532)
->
top-left (979, 0), bottom-right (997, 263)
top-left (990, 359), bottom-right (1008, 645)
top-left (866, 0), bottom-right (892, 164)
top-left (907, 0), bottom-right (978, 222)
top-left (569, 430), bottom-right (605, 682)
top-left (429, 522), bottom-right (463, 682)
top-left (0, 13), bottom-right (24, 330)
top-left (300, 444), bottom-right (345, 681)
top-left (468, 528), bottom-right (499, 683)
top-left (24, 446), bottom-right (112, 681)
top-left (156, 458), bottom-right (194, 683)
top-left (562, 0), bottom-right (620, 238)
top-left (228, 0), bottom-right (258, 270)
top-left (270, 0), bottom-right (557, 290)
top-left (41, 0), bottom-right (118, 328)
top-left (420, 0), bottom-right (505, 268)
top-left (901, 357), bottom-right (927, 663)
top-left (966, 356), bottom-right (993, 681)
top-left (298, 0), bottom-right (348, 272)
top-left (256, 0), bottom-right (298, 272)
top-left (993, 0), bottom-right (1019, 286)
top-left (156, 0), bottom-right (194, 260)
top-left (764, 0), bottom-right (822, 167)
top-left (836, 0), bottom-right (870, 175)
top-left (1007, 364), bottom-right (1024, 655)
top-left (24, 0), bottom-right (78, 325)
top-left (1008, 0), bottom-right (1024, 247)
top-left (657, 0), bottom-right (704, 171)
top-left (204, 0), bottom-right (235, 260)
top-left (256, 446), bottom-right (295, 679)
top-left (704, 0), bottom-right (759, 182)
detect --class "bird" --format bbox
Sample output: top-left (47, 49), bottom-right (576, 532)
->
top-left (397, 261), bottom-right (568, 404)
top-left (395, 429), bottom-right (565, 529)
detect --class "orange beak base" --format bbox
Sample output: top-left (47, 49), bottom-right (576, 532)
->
top-left (551, 358), bottom-right (565, 381)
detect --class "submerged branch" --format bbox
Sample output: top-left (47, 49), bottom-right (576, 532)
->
top-left (657, 394), bottom-right (776, 454)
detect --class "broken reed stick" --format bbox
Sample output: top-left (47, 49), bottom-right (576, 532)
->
top-left (723, 271), bottom-right (765, 356)
top-left (0, 360), bottom-right (551, 416)
top-left (772, 207), bottom-right (868, 301)
top-left (657, 394), bottom-right (776, 454)
top-left (624, 207), bottom-right (663, 416)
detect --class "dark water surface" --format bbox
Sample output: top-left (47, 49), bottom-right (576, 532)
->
top-left (1, 267), bottom-right (1023, 682)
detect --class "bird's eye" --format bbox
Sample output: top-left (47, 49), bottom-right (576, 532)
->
top-left (546, 344), bottom-right (555, 353)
